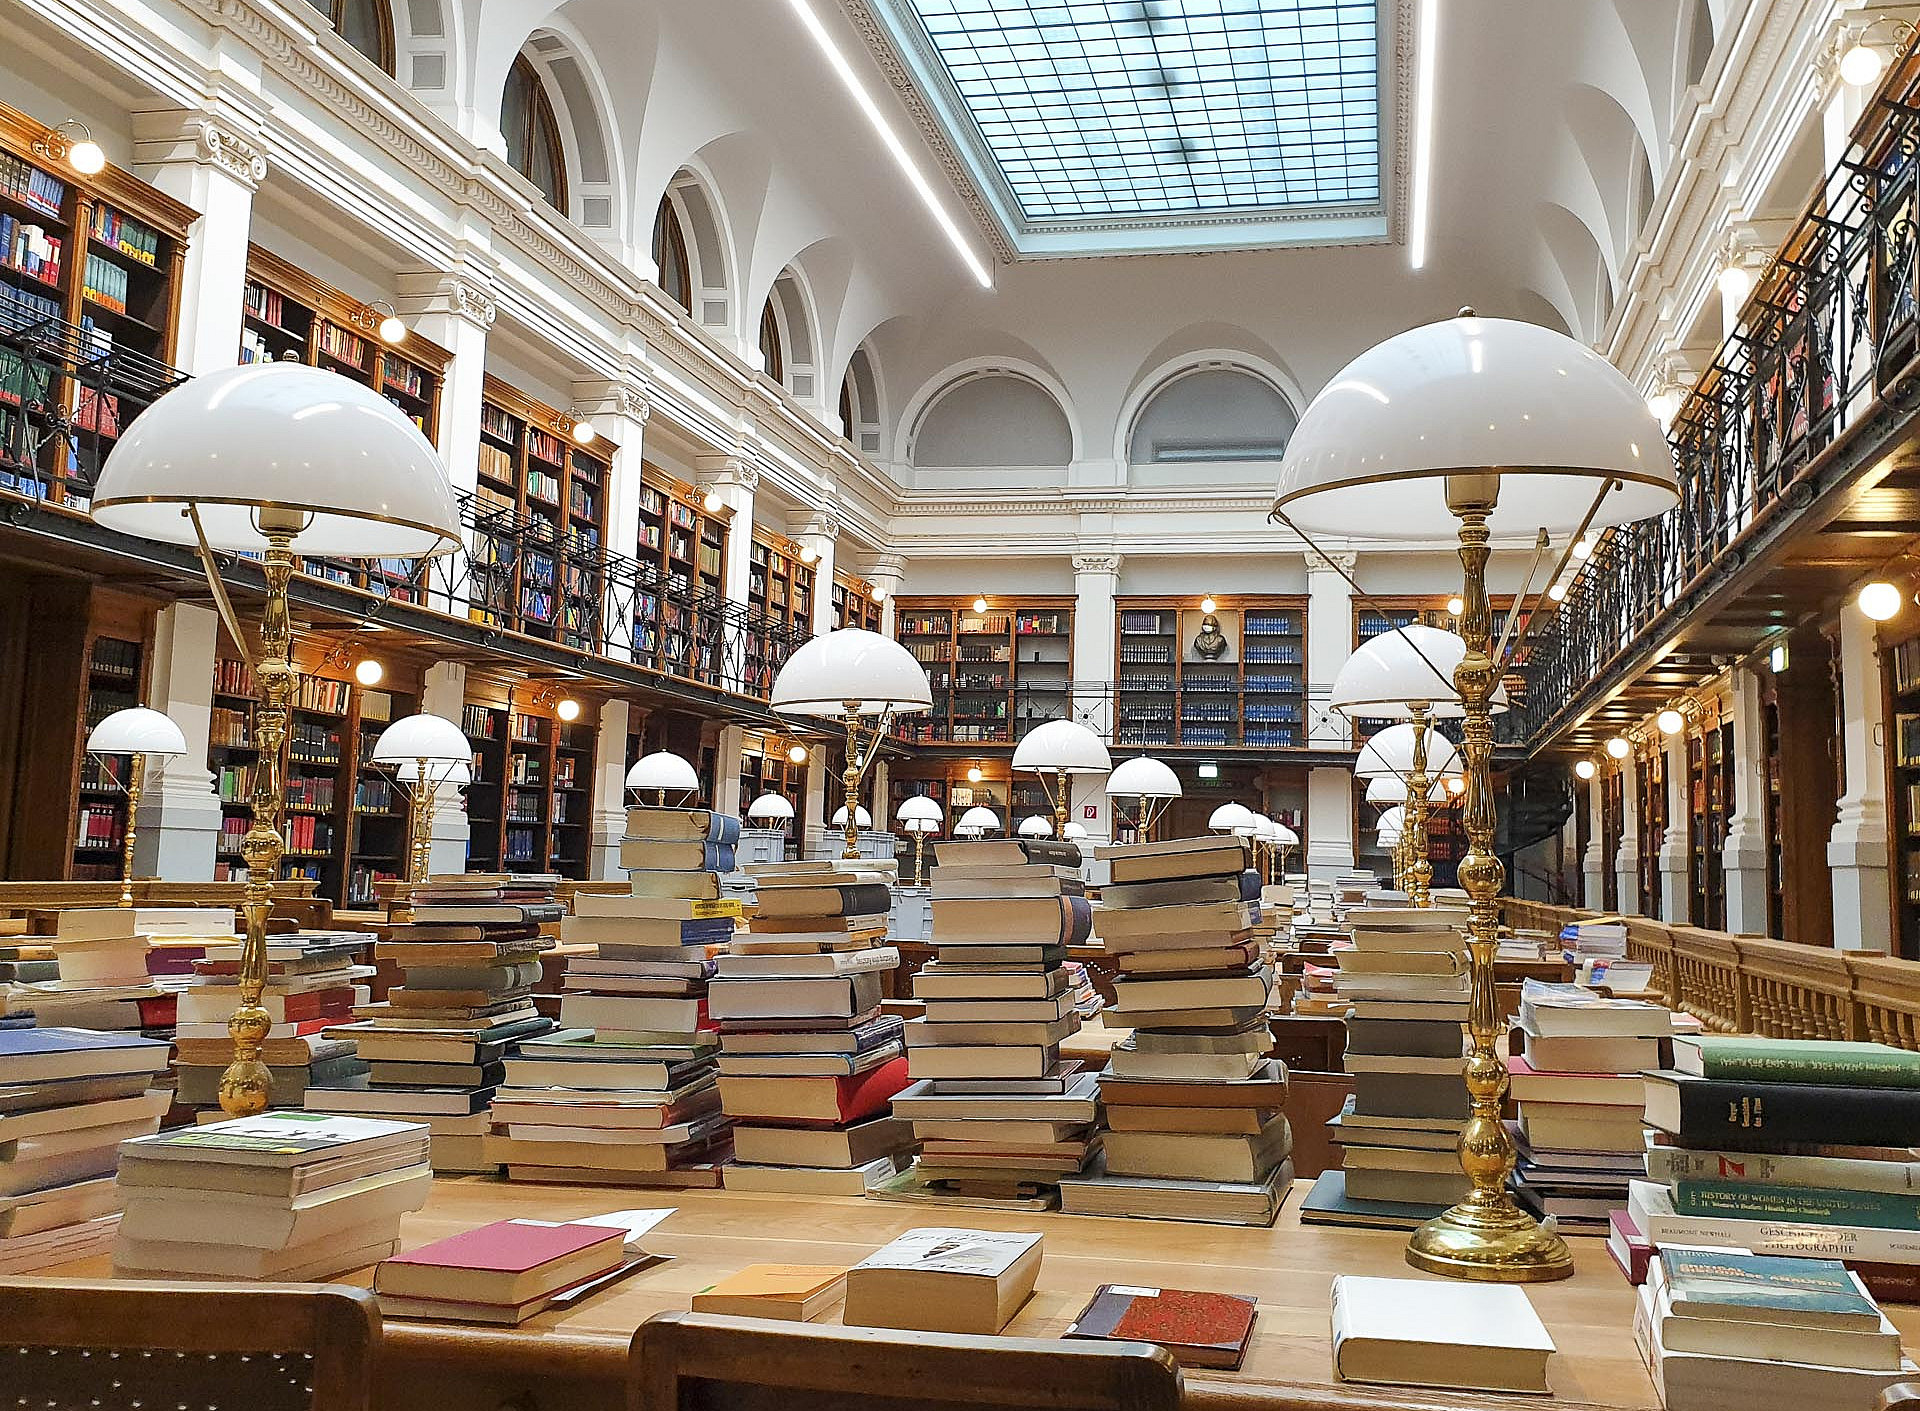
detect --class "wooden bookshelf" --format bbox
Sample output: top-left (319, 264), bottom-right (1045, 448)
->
top-left (1762, 683), bottom-right (1784, 938)
top-left (746, 532), bottom-right (814, 693)
top-left (461, 688), bottom-right (595, 879)
top-left (472, 376), bottom-right (614, 649)
top-left (1685, 709), bottom-right (1734, 930)
top-left (70, 602), bottom-right (151, 880)
top-left (634, 465), bottom-right (731, 683)
top-left (894, 598), bottom-right (1074, 745)
top-left (1114, 598), bottom-right (1303, 749)
top-left (737, 731), bottom-right (808, 822)
top-left (239, 247), bottom-right (448, 601)
top-left (833, 570), bottom-right (883, 632)
top-left (0, 101), bottom-right (192, 506)
top-left (1600, 765), bottom-right (1623, 912)
top-left (1635, 743), bottom-right (1666, 920)
top-left (208, 640), bottom-right (417, 907)
top-left (885, 759), bottom-right (1053, 834)
top-left (1886, 629), bottom-right (1920, 957)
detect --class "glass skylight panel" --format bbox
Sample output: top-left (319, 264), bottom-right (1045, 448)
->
top-left (904, 0), bottom-right (1380, 223)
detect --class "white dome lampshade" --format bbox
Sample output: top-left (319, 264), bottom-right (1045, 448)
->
top-left (955, 806), bottom-right (1001, 836)
top-left (371, 713), bottom-right (471, 768)
top-left (395, 758), bottom-right (471, 787)
top-left (91, 363), bottom-right (462, 557)
top-left (896, 795), bottom-right (945, 825)
top-left (86, 707), bottom-right (188, 758)
top-left (1375, 806), bottom-right (1408, 833)
top-left (1331, 625), bottom-right (1510, 719)
top-left (1254, 819), bottom-right (1281, 844)
top-left (831, 805), bottom-right (873, 828)
top-left (626, 751), bottom-right (700, 795)
top-left (1011, 719), bottom-right (1112, 775)
top-left (903, 816), bottom-right (939, 835)
top-left (1366, 774), bottom-right (1450, 804)
top-left (747, 792), bottom-right (796, 822)
top-left (1208, 802), bottom-right (1258, 834)
top-left (1018, 815), bottom-right (1053, 838)
top-left (1355, 722), bottom-right (1463, 780)
top-left (1107, 756), bottom-right (1181, 799)
top-left (1272, 822), bottom-right (1299, 846)
top-left (1273, 315), bottom-right (1680, 539)
top-left (769, 629), bottom-right (932, 718)
top-left (1063, 821), bottom-right (1088, 841)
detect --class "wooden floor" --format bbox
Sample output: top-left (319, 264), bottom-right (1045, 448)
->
top-left (42, 1174), bottom-right (1852, 1411)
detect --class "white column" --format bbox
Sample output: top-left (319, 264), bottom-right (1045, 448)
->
top-left (868, 553), bottom-right (906, 638)
top-left (132, 110), bottom-right (266, 374)
top-left (137, 603), bottom-right (220, 880)
top-left (714, 725), bottom-right (747, 819)
top-left (1722, 669), bottom-right (1770, 933)
top-left (1070, 552), bottom-right (1121, 750)
top-left (589, 698), bottom-right (630, 879)
top-left (1658, 735), bottom-right (1689, 923)
top-left (1829, 599), bottom-right (1893, 953)
top-left (1582, 775), bottom-right (1607, 910)
top-left (797, 517), bottom-right (838, 636)
top-left (420, 662), bottom-right (470, 876)
top-left (696, 455), bottom-right (759, 609)
top-left (1614, 750), bottom-right (1641, 916)
top-left (572, 379), bottom-right (652, 660)
top-left (803, 759), bottom-right (830, 856)
top-left (1304, 548), bottom-right (1356, 747)
top-left (1306, 767), bottom-right (1355, 881)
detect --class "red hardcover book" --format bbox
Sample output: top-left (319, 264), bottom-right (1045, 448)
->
top-left (1065, 1285), bottom-right (1257, 1369)
top-left (1606, 1209), bottom-right (1650, 1285)
top-left (715, 1054), bottom-right (911, 1125)
top-left (375, 1219), bottom-right (625, 1306)
top-left (136, 995), bottom-right (177, 1028)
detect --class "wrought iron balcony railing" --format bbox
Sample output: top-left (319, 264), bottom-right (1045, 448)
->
top-left (1515, 45), bottom-right (1920, 742)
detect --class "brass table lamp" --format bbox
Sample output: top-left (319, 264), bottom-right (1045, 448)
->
top-left (83, 707), bottom-right (188, 906)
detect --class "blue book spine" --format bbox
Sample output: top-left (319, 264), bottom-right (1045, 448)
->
top-left (707, 814), bottom-right (742, 847)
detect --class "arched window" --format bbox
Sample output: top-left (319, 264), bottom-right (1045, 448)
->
top-left (838, 377), bottom-right (856, 440)
top-left (1685, 0), bottom-right (1714, 86)
top-left (652, 196), bottom-right (691, 313)
top-left (502, 54), bottom-right (567, 211)
top-left (1127, 368), bottom-right (1295, 464)
top-left (304, 0), bottom-right (393, 73)
top-left (912, 373), bottom-right (1072, 468)
top-left (759, 299), bottom-right (785, 384)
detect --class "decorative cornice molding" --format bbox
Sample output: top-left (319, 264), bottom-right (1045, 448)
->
top-left (1072, 552), bottom-right (1123, 575)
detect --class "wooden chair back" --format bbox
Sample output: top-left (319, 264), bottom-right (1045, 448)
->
top-left (0, 1279), bottom-right (379, 1411)
top-left (630, 1311), bottom-right (1182, 1411)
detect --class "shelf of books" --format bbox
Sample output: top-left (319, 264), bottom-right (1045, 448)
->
top-left (460, 690), bottom-right (595, 879)
top-left (208, 641), bottom-right (418, 907)
top-left (746, 532), bottom-right (814, 693)
top-left (634, 465), bottom-right (729, 683)
top-left (1685, 711), bottom-right (1734, 929)
top-left (0, 102), bottom-right (194, 506)
top-left (832, 569), bottom-right (883, 632)
top-left (1636, 744), bottom-right (1667, 920)
top-left (1600, 765), bottom-right (1624, 912)
top-left (1350, 596), bottom-right (1522, 746)
top-left (238, 247), bottom-right (448, 600)
top-left (736, 731), bottom-right (808, 821)
top-left (884, 759), bottom-right (1053, 837)
top-left (892, 598), bottom-right (1074, 745)
top-left (471, 377), bottom-right (613, 649)
top-left (1114, 598), bottom-right (1303, 749)
top-left (70, 623), bottom-right (148, 880)
top-left (1889, 630), bottom-right (1920, 956)
top-left (1760, 680), bottom-right (1785, 940)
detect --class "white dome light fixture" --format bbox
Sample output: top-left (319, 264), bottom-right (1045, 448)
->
top-left (1573, 759), bottom-right (1597, 781)
top-left (831, 805), bottom-right (873, 829)
top-left (1011, 719), bottom-right (1112, 837)
top-left (1859, 580), bottom-right (1904, 622)
top-left (85, 707), bottom-right (189, 909)
top-left (1106, 754), bottom-right (1181, 837)
top-left (747, 792), bottom-right (796, 827)
top-left (372, 711), bottom-right (482, 888)
top-left (1017, 815), bottom-right (1053, 838)
top-left (626, 750), bottom-right (701, 806)
top-left (1208, 802), bottom-right (1259, 836)
top-left (954, 805), bottom-right (1002, 837)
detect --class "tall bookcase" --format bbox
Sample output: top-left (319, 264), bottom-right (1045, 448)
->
top-left (634, 466), bottom-right (730, 683)
top-left (0, 103), bottom-right (193, 506)
top-left (1635, 745), bottom-right (1666, 920)
top-left (472, 377), bottom-right (612, 649)
top-left (737, 732), bottom-right (808, 821)
top-left (833, 570), bottom-right (883, 632)
top-left (239, 248), bottom-right (448, 600)
top-left (208, 643), bottom-right (417, 907)
top-left (746, 532), bottom-right (814, 694)
top-left (1886, 631), bottom-right (1920, 957)
top-left (893, 598), bottom-right (1074, 745)
top-left (1114, 599), bottom-right (1304, 748)
top-left (71, 624), bottom-right (148, 880)
top-left (460, 690), bottom-right (596, 879)
top-left (1600, 767), bottom-right (1623, 912)
top-left (884, 760), bottom-right (1053, 834)
top-left (1686, 712), bottom-right (1734, 930)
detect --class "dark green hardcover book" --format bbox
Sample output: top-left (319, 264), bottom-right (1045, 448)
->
top-left (1675, 1037), bottom-right (1920, 1089)
top-left (1643, 1071), bottom-right (1920, 1148)
top-left (1673, 1180), bottom-right (1920, 1230)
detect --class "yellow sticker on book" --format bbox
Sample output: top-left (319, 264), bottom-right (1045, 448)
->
top-left (689, 899), bottom-right (744, 919)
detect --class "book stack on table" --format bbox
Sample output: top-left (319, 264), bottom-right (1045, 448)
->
top-left (486, 809), bottom-right (737, 1185)
top-left (1058, 834), bottom-right (1292, 1226)
top-left (375, 1215), bottom-right (646, 1324)
top-left (177, 930), bottom-right (376, 1111)
top-left (1634, 1246), bottom-right (1916, 1411)
top-left (0, 1027), bottom-right (170, 1271)
top-left (714, 859), bottom-right (911, 1196)
top-left (0, 937), bottom-right (55, 986)
top-left (112, 1111), bottom-right (431, 1279)
top-left (1560, 916), bottom-right (1629, 967)
top-left (3, 907), bottom-right (200, 1035)
top-left (883, 838), bottom-right (1095, 1205)
top-left (1506, 979), bottom-right (1673, 1233)
top-left (1305, 902), bottom-right (1470, 1228)
top-left (1629, 1036), bottom-right (1920, 1303)
top-left (308, 881), bottom-right (557, 1169)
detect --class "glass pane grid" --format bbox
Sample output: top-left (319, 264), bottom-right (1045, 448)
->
top-left (906, 0), bottom-right (1380, 222)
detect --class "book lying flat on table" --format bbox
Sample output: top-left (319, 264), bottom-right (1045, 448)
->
top-left (842, 1227), bottom-right (1043, 1335)
top-left (1330, 1275), bottom-right (1555, 1395)
top-left (1066, 1285), bottom-right (1257, 1369)
top-left (691, 1264), bottom-right (848, 1321)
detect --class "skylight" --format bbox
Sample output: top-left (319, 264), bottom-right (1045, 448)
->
top-left (868, 0), bottom-right (1392, 256)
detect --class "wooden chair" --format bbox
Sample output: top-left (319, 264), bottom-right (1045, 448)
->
top-left (630, 1311), bottom-right (1182, 1411)
top-left (0, 1279), bottom-right (380, 1411)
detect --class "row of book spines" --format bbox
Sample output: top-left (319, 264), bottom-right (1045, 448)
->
top-left (0, 152), bottom-right (65, 216)
top-left (87, 203), bottom-right (160, 264)
top-left (1, 213), bottom-right (60, 284)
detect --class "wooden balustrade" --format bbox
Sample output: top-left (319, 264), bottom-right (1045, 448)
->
top-left (1499, 900), bottom-right (1920, 1051)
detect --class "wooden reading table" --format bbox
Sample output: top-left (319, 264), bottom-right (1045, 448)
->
top-left (41, 1175), bottom-right (1841, 1411)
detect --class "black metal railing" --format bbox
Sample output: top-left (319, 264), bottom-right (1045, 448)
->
top-left (0, 305), bottom-right (187, 506)
top-left (1516, 44), bottom-right (1920, 742)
